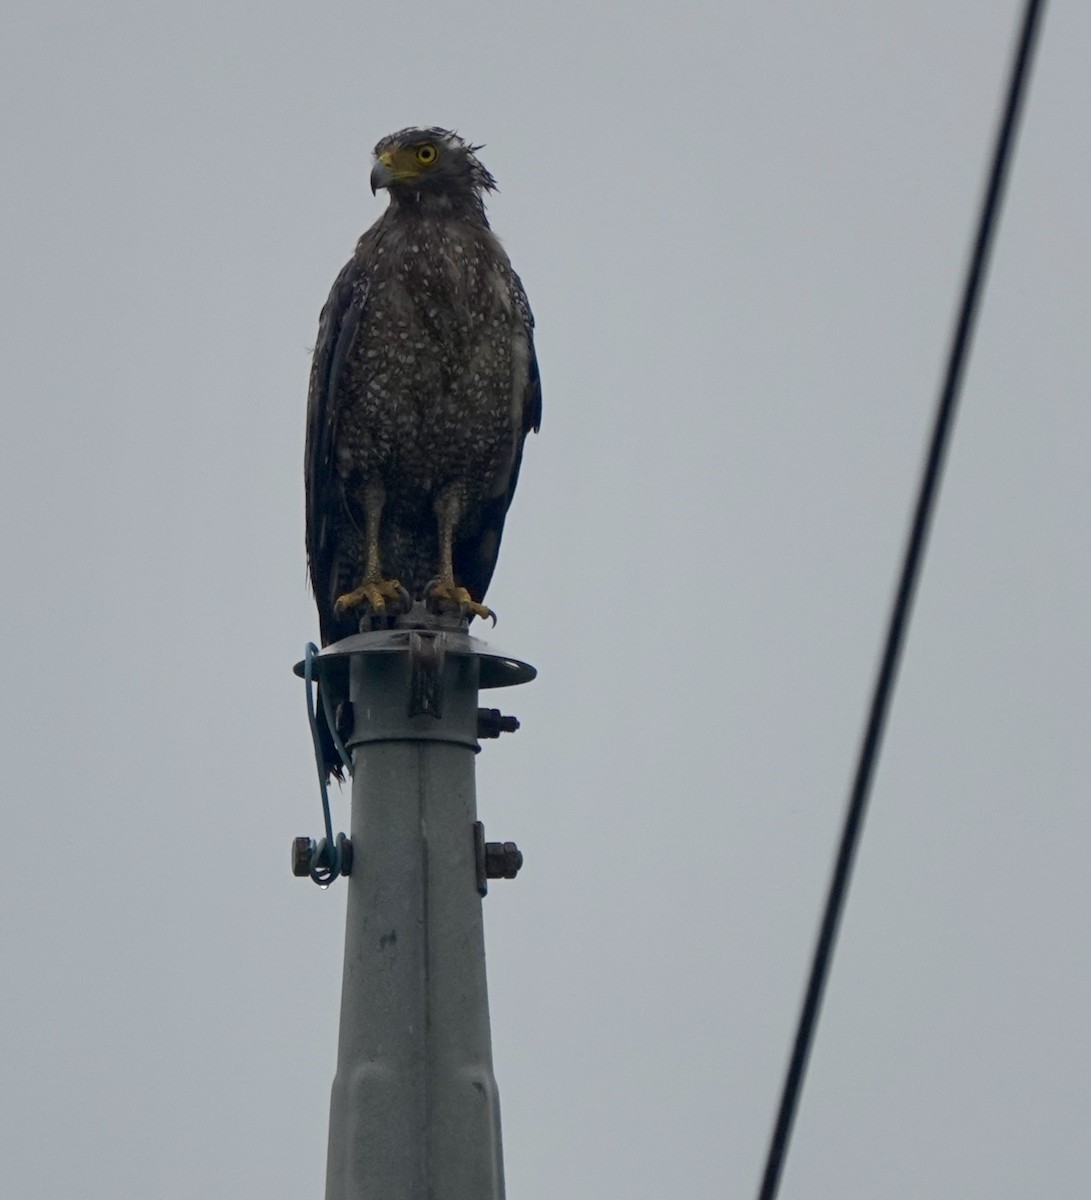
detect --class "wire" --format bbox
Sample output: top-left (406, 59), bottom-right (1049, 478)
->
top-left (755, 3), bottom-right (1048, 1197)
top-left (303, 643), bottom-right (335, 844)
top-left (303, 642), bottom-right (353, 885)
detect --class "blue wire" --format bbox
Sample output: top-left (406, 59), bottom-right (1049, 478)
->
top-left (303, 643), bottom-right (335, 842)
top-left (303, 642), bottom-right (353, 884)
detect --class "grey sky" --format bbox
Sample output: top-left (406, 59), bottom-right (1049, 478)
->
top-left (2, 2), bottom-right (1089, 1196)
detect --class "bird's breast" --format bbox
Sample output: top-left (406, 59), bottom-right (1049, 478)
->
top-left (337, 229), bottom-right (517, 497)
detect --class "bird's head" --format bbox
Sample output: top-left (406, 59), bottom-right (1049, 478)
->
top-left (369, 127), bottom-right (497, 204)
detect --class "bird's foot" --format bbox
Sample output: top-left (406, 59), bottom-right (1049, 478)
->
top-left (334, 577), bottom-right (411, 621)
top-left (425, 579), bottom-right (495, 625)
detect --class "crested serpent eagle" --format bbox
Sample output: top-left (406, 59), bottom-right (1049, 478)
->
top-left (306, 127), bottom-right (541, 648)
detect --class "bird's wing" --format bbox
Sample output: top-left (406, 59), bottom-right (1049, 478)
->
top-left (455, 269), bottom-right (541, 602)
top-left (512, 271), bottom-right (543, 438)
top-left (305, 244), bottom-right (371, 645)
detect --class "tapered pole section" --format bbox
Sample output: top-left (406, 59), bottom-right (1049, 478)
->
top-left (324, 634), bottom-right (505, 1200)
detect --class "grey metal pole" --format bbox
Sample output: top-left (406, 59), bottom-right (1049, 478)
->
top-left (309, 618), bottom-right (533, 1200)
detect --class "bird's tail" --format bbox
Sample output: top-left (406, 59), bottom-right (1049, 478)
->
top-left (316, 682), bottom-right (349, 783)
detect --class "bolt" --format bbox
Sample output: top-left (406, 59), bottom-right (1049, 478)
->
top-left (477, 708), bottom-right (520, 739)
top-left (484, 841), bottom-right (523, 880)
top-left (292, 836), bottom-right (316, 877)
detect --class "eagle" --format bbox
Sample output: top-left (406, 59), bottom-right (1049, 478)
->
top-left (305, 127), bottom-right (541, 653)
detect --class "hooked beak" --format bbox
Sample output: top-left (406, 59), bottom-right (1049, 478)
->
top-left (370, 154), bottom-right (396, 195)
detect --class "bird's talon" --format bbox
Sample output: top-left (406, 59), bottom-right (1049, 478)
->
top-left (468, 601), bottom-right (495, 624)
top-left (335, 577), bottom-right (409, 617)
top-left (425, 580), bottom-right (494, 624)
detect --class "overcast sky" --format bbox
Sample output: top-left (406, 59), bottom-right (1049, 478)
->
top-left (2, 2), bottom-right (1089, 1197)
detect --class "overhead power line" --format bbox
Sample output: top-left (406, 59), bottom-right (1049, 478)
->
top-left (755, 3), bottom-right (1049, 1198)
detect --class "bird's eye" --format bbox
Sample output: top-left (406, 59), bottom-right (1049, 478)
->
top-left (415, 144), bottom-right (438, 165)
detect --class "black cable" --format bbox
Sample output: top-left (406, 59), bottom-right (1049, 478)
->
top-left (755, 4), bottom-right (1048, 1197)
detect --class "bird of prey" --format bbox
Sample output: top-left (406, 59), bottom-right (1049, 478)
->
top-left (306, 127), bottom-right (541, 649)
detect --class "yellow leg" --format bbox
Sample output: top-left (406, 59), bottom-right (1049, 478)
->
top-left (425, 488), bottom-right (494, 623)
top-left (335, 481), bottom-right (410, 617)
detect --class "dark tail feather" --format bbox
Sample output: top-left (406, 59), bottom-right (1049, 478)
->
top-left (316, 683), bottom-right (348, 783)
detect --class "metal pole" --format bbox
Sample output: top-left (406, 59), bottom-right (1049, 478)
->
top-left (311, 618), bottom-right (532, 1200)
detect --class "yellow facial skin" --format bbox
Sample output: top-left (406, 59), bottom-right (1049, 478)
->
top-left (377, 142), bottom-right (439, 183)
